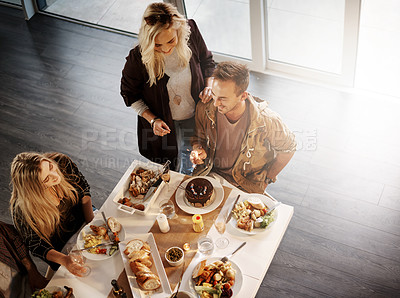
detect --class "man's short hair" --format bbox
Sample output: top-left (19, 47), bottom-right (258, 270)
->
top-left (212, 62), bottom-right (249, 96)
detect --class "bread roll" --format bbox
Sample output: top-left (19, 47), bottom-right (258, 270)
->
top-left (130, 261), bottom-right (151, 275)
top-left (125, 239), bottom-right (160, 291)
top-left (124, 239), bottom-right (150, 255)
top-left (141, 278), bottom-right (161, 291)
top-left (128, 249), bottom-right (149, 261)
top-left (107, 217), bottom-right (121, 233)
top-left (248, 197), bottom-right (265, 209)
top-left (136, 272), bottom-right (161, 291)
top-left (138, 257), bottom-right (152, 268)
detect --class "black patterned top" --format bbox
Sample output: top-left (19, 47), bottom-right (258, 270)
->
top-left (12, 153), bottom-right (90, 271)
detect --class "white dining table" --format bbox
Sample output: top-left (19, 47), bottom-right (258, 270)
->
top-left (47, 160), bottom-right (294, 297)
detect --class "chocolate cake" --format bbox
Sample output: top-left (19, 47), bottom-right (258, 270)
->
top-left (185, 178), bottom-right (214, 207)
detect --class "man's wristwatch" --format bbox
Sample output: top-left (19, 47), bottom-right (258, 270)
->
top-left (266, 177), bottom-right (277, 185)
top-left (150, 117), bottom-right (160, 128)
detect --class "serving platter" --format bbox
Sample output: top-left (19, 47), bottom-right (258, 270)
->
top-left (112, 163), bottom-right (166, 215)
top-left (76, 219), bottom-right (125, 260)
top-left (175, 176), bottom-right (224, 215)
top-left (119, 233), bottom-right (172, 297)
top-left (228, 193), bottom-right (278, 235)
top-left (191, 257), bottom-right (243, 298)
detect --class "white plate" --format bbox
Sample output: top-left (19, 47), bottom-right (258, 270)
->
top-left (76, 219), bottom-right (125, 260)
top-left (229, 193), bottom-right (278, 235)
top-left (119, 233), bottom-right (172, 298)
top-left (112, 164), bottom-right (165, 215)
top-left (175, 176), bottom-right (224, 215)
top-left (191, 257), bottom-right (243, 298)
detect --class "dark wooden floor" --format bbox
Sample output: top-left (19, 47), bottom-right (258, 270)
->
top-left (1, 6), bottom-right (399, 297)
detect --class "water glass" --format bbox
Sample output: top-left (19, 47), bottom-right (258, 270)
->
top-left (197, 235), bottom-right (214, 255)
top-left (159, 199), bottom-right (176, 219)
top-left (67, 246), bottom-right (91, 277)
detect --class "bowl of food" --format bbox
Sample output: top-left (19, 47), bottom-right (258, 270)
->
top-left (165, 246), bottom-right (184, 267)
top-left (169, 291), bottom-right (196, 298)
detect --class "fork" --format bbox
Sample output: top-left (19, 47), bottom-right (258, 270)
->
top-left (220, 242), bottom-right (246, 263)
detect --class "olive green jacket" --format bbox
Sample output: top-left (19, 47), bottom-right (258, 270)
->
top-left (192, 95), bottom-right (296, 193)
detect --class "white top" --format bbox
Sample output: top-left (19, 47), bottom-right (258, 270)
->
top-left (164, 49), bottom-right (195, 121)
top-left (130, 100), bottom-right (148, 116)
top-left (130, 50), bottom-right (195, 121)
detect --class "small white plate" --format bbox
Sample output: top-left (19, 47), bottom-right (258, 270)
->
top-left (175, 176), bottom-right (224, 215)
top-left (191, 257), bottom-right (243, 298)
top-left (229, 193), bottom-right (278, 235)
top-left (76, 219), bottom-right (125, 260)
top-left (119, 233), bottom-right (172, 297)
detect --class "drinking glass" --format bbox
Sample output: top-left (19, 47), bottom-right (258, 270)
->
top-left (161, 170), bottom-right (170, 192)
top-left (160, 161), bottom-right (171, 193)
top-left (197, 235), bottom-right (214, 255)
top-left (213, 212), bottom-right (229, 249)
top-left (159, 199), bottom-right (176, 219)
top-left (66, 246), bottom-right (91, 277)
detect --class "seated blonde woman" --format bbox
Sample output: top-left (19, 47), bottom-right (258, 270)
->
top-left (9, 152), bottom-right (94, 277)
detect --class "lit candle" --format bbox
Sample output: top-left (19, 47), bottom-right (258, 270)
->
top-left (157, 213), bottom-right (170, 233)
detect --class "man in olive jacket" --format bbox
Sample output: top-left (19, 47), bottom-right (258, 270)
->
top-left (190, 62), bottom-right (296, 193)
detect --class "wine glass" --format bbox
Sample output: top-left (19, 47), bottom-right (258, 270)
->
top-left (161, 163), bottom-right (171, 192)
top-left (213, 212), bottom-right (229, 249)
top-left (67, 246), bottom-right (91, 277)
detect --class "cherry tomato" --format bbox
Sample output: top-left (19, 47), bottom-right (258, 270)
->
top-left (223, 283), bottom-right (231, 290)
top-left (97, 248), bottom-right (107, 254)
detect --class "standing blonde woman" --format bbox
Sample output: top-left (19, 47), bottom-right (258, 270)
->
top-left (9, 152), bottom-right (94, 277)
top-left (121, 2), bottom-right (215, 174)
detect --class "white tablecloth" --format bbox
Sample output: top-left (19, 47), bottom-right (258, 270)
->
top-left (47, 160), bottom-right (294, 297)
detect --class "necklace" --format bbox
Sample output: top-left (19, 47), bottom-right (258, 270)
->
top-left (167, 76), bottom-right (182, 105)
top-left (165, 51), bottom-right (184, 106)
top-left (170, 86), bottom-right (182, 105)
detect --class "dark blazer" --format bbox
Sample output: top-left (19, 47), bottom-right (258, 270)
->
top-left (120, 19), bottom-right (215, 167)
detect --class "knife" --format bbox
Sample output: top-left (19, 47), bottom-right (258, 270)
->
top-left (225, 194), bottom-right (241, 223)
top-left (71, 242), bottom-right (114, 253)
top-left (172, 258), bottom-right (185, 298)
top-left (101, 211), bottom-right (116, 243)
top-left (266, 202), bottom-right (281, 215)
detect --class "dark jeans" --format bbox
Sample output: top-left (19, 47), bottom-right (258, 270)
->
top-left (174, 117), bottom-right (195, 175)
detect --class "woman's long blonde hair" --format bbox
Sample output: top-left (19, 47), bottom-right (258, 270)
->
top-left (139, 2), bottom-right (192, 86)
top-left (10, 152), bottom-right (78, 244)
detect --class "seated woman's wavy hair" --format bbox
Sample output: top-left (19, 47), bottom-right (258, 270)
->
top-left (139, 2), bottom-right (192, 86)
top-left (10, 152), bottom-right (78, 244)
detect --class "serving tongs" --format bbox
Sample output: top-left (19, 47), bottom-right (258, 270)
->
top-left (142, 160), bottom-right (171, 202)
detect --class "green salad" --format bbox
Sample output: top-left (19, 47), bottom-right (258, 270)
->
top-left (31, 289), bottom-right (53, 298)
